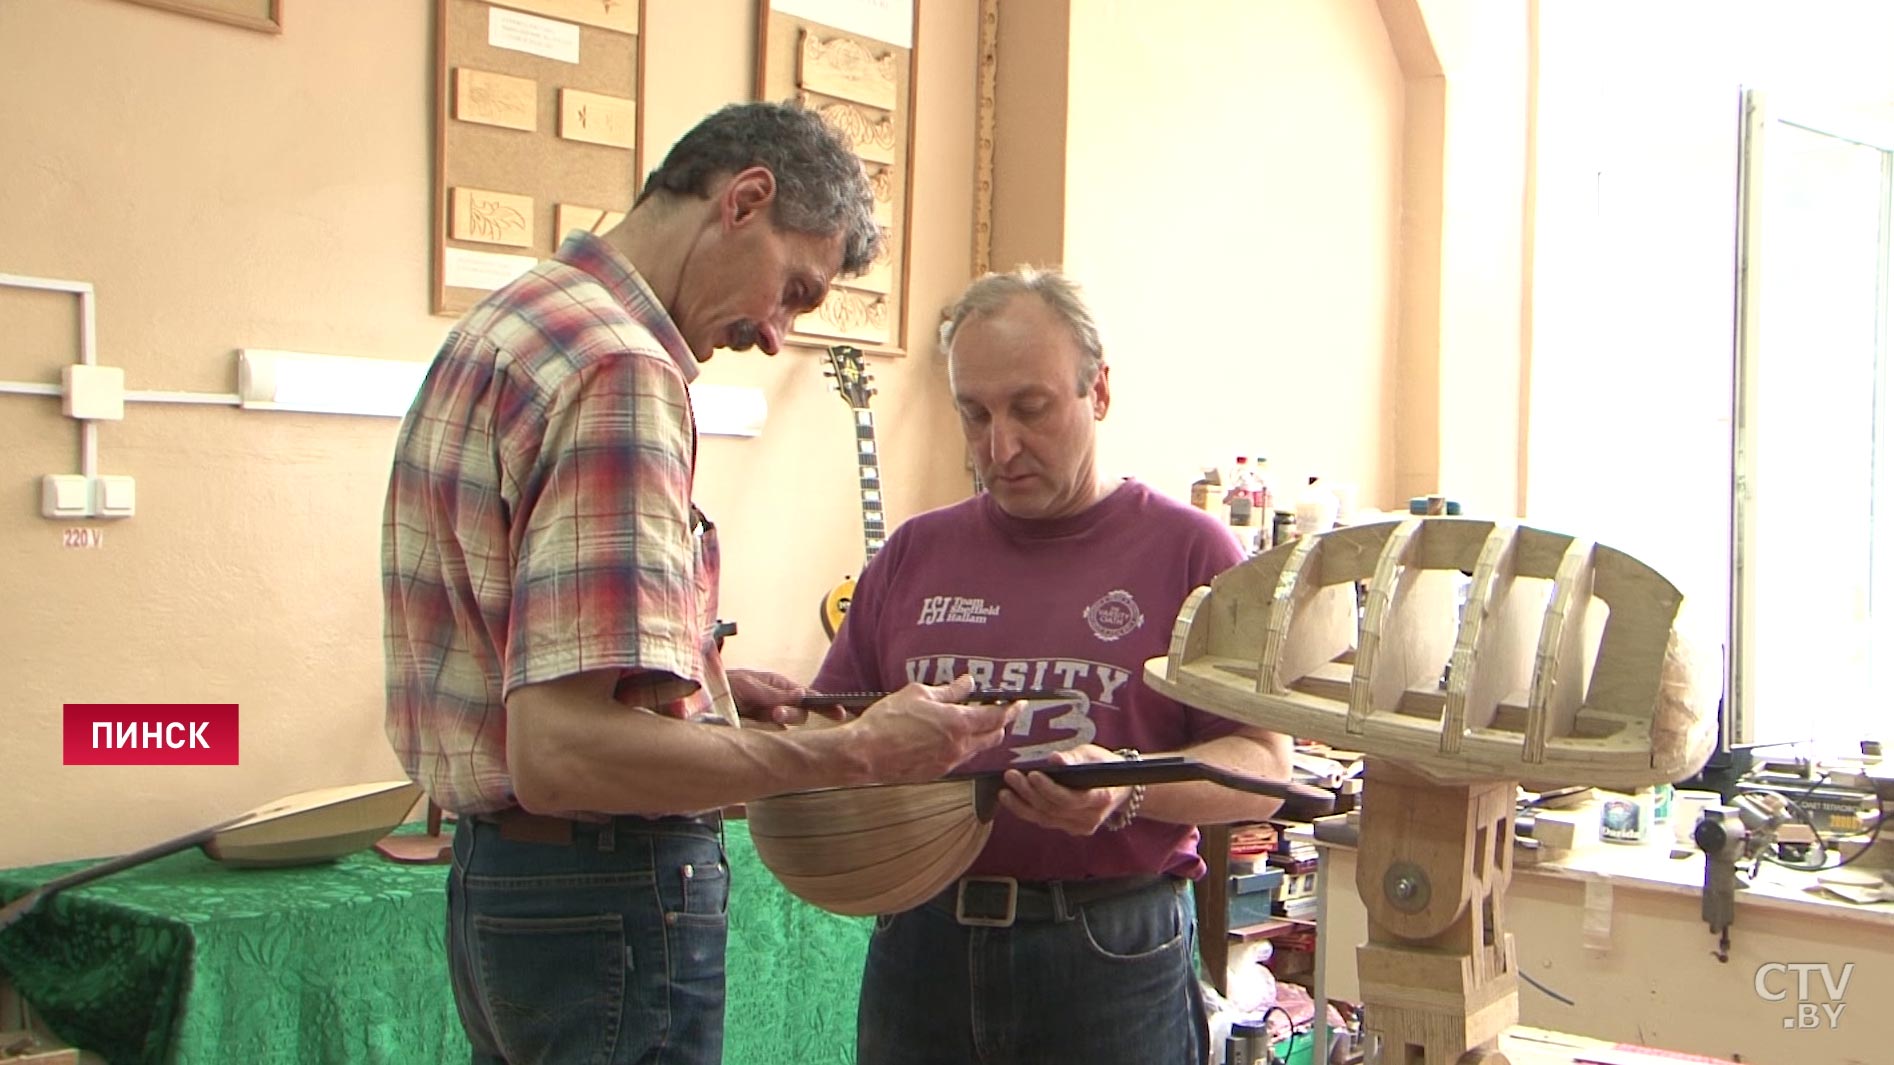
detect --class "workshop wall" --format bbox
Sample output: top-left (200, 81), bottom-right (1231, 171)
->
top-left (0, 0), bottom-right (979, 866)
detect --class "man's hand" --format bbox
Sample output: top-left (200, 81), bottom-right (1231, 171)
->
top-left (841, 675), bottom-right (1017, 784)
top-left (997, 745), bottom-right (1131, 836)
top-left (728, 668), bottom-right (813, 727)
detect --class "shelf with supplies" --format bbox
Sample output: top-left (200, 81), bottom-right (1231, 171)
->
top-left (1196, 742), bottom-right (1362, 996)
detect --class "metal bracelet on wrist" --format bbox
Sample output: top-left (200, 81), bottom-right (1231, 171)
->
top-left (1104, 747), bottom-right (1144, 831)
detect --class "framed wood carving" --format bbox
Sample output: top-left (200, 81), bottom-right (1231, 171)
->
top-left (433, 0), bottom-right (645, 316)
top-left (756, 0), bottom-right (918, 356)
top-left (113, 0), bottom-right (282, 34)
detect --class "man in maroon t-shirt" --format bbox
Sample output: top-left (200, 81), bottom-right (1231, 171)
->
top-left (815, 268), bottom-right (1293, 1065)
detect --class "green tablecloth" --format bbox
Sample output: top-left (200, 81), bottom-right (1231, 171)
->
top-left (0, 820), bottom-right (870, 1065)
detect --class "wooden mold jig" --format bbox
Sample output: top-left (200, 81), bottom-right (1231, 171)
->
top-left (1145, 517), bottom-right (1719, 1065)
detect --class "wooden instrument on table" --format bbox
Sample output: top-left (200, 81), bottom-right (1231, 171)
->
top-left (748, 757), bottom-right (1334, 917)
top-left (0, 780), bottom-right (422, 932)
top-left (1143, 517), bottom-right (1718, 1065)
top-left (818, 345), bottom-right (886, 640)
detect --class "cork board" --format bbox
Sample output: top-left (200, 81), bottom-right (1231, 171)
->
top-left (433, 0), bottom-right (645, 316)
top-left (756, 3), bottom-right (918, 356)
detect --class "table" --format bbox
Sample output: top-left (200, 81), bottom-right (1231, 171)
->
top-left (1297, 812), bottom-right (1894, 1064)
top-left (0, 821), bottom-right (870, 1065)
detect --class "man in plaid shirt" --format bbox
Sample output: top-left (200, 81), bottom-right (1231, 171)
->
top-left (383, 102), bottom-right (1015, 1065)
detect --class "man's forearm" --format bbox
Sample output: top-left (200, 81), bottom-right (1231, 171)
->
top-left (1138, 728), bottom-right (1294, 826)
top-left (510, 682), bottom-right (874, 815)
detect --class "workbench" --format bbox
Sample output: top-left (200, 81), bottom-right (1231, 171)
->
top-left (1296, 811), bottom-right (1893, 1064)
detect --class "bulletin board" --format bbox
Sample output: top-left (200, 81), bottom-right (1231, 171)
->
top-left (433, 0), bottom-right (645, 316)
top-left (756, 0), bottom-right (919, 356)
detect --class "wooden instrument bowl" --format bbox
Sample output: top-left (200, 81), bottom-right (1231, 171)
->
top-left (746, 779), bottom-right (994, 917)
top-left (202, 780), bottom-right (424, 868)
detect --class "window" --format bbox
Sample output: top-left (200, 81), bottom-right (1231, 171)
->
top-left (1733, 91), bottom-right (1894, 749)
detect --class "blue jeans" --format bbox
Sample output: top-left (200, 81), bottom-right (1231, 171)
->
top-left (446, 816), bottom-right (729, 1065)
top-left (858, 877), bottom-right (1207, 1065)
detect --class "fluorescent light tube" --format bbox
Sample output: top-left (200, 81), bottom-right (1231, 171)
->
top-left (237, 349), bottom-right (428, 418)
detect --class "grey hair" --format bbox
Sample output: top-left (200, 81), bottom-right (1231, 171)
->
top-left (637, 101), bottom-right (881, 276)
top-left (940, 267), bottom-right (1105, 393)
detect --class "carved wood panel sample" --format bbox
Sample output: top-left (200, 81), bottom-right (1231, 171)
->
top-left (558, 87), bottom-right (637, 149)
top-left (796, 288), bottom-right (890, 346)
top-left (451, 186), bottom-right (536, 247)
top-left (796, 91), bottom-right (897, 165)
top-left (797, 29), bottom-right (898, 110)
top-left (555, 203), bottom-right (627, 241)
top-left (455, 68), bottom-right (538, 132)
top-left (866, 161), bottom-right (895, 226)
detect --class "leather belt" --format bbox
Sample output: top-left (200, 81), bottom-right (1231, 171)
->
top-left (929, 874), bottom-right (1173, 928)
top-left (476, 808), bottom-right (722, 848)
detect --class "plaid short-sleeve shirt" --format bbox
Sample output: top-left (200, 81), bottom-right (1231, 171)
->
top-left (382, 231), bottom-right (735, 816)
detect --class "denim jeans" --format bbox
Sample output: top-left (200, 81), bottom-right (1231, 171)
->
top-left (446, 816), bottom-right (729, 1065)
top-left (858, 877), bottom-right (1207, 1065)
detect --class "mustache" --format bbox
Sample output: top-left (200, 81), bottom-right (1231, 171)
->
top-left (726, 321), bottom-right (760, 350)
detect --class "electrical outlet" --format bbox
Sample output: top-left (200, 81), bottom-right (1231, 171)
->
top-left (93, 475), bottom-right (135, 518)
top-left (41, 474), bottom-right (90, 518)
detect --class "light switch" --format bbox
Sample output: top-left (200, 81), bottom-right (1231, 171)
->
top-left (63, 364), bottom-right (126, 421)
top-left (42, 474), bottom-right (91, 518)
top-left (93, 475), bottom-right (136, 518)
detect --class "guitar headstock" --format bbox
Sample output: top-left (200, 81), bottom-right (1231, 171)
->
top-left (822, 345), bottom-right (875, 411)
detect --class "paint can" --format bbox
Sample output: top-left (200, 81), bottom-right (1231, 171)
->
top-left (1225, 1021), bottom-right (1270, 1065)
top-left (1599, 789), bottom-right (1653, 844)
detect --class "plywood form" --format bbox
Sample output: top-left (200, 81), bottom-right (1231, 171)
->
top-left (1145, 518), bottom-right (1717, 790)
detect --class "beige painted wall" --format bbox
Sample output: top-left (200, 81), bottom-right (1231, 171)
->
top-left (997, 0), bottom-right (1533, 520)
top-left (0, 0), bottom-right (977, 867)
top-left (1423, 0), bottom-right (1529, 518)
top-left (1047, 0), bottom-right (1407, 514)
top-left (988, 0), bottom-right (1068, 275)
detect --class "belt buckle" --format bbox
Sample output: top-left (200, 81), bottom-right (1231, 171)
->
top-left (954, 876), bottom-right (1018, 928)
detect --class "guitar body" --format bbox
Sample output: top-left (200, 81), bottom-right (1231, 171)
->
top-left (819, 345), bottom-right (885, 642)
top-left (820, 574), bottom-right (855, 639)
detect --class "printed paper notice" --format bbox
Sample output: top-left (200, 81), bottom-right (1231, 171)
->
top-left (443, 247), bottom-right (540, 292)
top-left (489, 7), bottom-right (580, 64)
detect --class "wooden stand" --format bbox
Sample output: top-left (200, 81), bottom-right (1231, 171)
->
top-left (1356, 761), bottom-right (1517, 1065)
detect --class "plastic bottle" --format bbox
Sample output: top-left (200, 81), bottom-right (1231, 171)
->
top-left (1294, 476), bottom-right (1339, 538)
top-left (1249, 457), bottom-right (1275, 518)
top-left (1249, 457), bottom-right (1275, 550)
top-left (1223, 457), bottom-right (1254, 527)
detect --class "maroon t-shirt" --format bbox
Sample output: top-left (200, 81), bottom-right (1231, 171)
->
top-left (813, 479), bottom-right (1248, 880)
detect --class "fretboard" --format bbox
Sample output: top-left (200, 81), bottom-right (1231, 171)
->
top-left (856, 409), bottom-right (885, 563)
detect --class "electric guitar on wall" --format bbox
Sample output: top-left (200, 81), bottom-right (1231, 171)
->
top-left (819, 345), bottom-right (886, 640)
